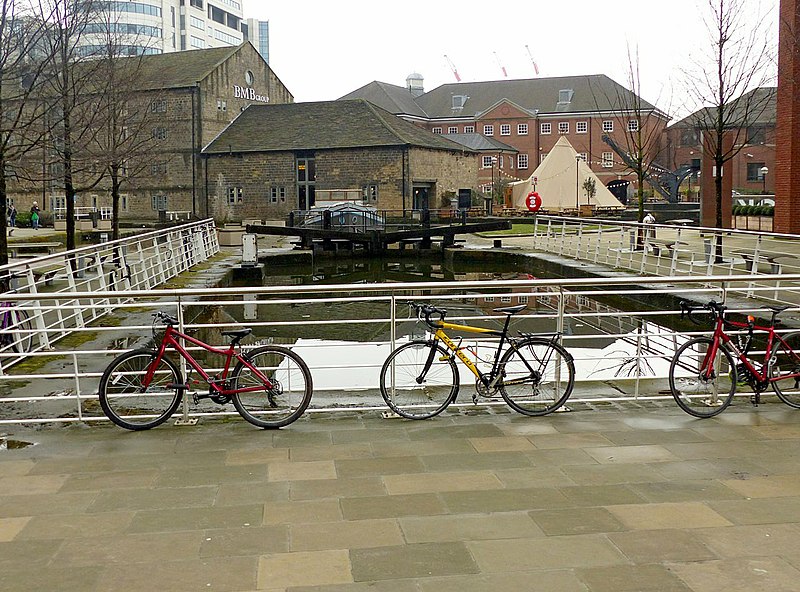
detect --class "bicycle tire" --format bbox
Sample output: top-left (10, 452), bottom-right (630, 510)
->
top-left (379, 340), bottom-right (458, 420)
top-left (499, 337), bottom-right (575, 416)
top-left (768, 331), bottom-right (800, 408)
top-left (669, 337), bottom-right (736, 418)
top-left (98, 348), bottom-right (184, 430)
top-left (13, 308), bottom-right (33, 353)
top-left (231, 345), bottom-right (312, 428)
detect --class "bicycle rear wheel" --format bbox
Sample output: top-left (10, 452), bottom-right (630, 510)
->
top-left (669, 337), bottom-right (736, 418)
top-left (499, 338), bottom-right (575, 416)
top-left (379, 341), bottom-right (458, 419)
top-left (231, 345), bottom-right (312, 428)
top-left (98, 349), bottom-right (184, 430)
top-left (768, 331), bottom-right (800, 408)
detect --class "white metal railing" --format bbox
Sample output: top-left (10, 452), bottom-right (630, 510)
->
top-left (0, 273), bottom-right (798, 425)
top-left (0, 219), bottom-right (219, 372)
top-left (529, 215), bottom-right (800, 304)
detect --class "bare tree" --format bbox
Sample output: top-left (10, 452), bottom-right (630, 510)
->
top-left (683, 0), bottom-right (775, 245)
top-left (82, 7), bottom-right (166, 240)
top-left (33, 0), bottom-right (104, 254)
top-left (0, 0), bottom-right (56, 271)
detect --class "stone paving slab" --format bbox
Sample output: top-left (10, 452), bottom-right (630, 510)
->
top-left (2, 403), bottom-right (800, 591)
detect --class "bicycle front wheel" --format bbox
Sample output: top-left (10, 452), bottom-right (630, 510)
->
top-left (231, 346), bottom-right (313, 428)
top-left (499, 338), bottom-right (575, 416)
top-left (768, 331), bottom-right (800, 408)
top-left (10, 307), bottom-right (33, 353)
top-left (98, 349), bottom-right (184, 430)
top-left (379, 341), bottom-right (458, 419)
top-left (669, 337), bottom-right (736, 418)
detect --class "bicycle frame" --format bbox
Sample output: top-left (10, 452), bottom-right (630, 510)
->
top-left (705, 315), bottom-right (800, 386)
top-left (144, 324), bottom-right (273, 395)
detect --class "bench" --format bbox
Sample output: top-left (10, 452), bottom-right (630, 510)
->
top-left (8, 242), bottom-right (61, 258)
top-left (729, 251), bottom-right (800, 299)
top-left (647, 240), bottom-right (687, 257)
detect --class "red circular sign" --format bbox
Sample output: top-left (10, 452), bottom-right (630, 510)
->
top-left (525, 191), bottom-right (542, 212)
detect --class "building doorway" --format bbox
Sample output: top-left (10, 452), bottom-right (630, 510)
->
top-left (297, 155), bottom-right (316, 210)
top-left (413, 185), bottom-right (431, 211)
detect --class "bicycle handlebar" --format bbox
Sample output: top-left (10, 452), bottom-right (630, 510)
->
top-left (679, 300), bottom-right (726, 326)
top-left (407, 301), bottom-right (446, 328)
top-left (152, 311), bottom-right (178, 326)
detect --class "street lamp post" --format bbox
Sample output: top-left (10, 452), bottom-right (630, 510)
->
top-left (759, 166), bottom-right (769, 194)
top-left (575, 155), bottom-right (580, 210)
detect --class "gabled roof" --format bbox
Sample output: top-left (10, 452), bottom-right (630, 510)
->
top-left (339, 81), bottom-right (428, 118)
top-left (668, 87), bottom-right (777, 129)
top-left (442, 133), bottom-right (518, 153)
top-left (203, 99), bottom-right (476, 154)
top-left (416, 75), bottom-right (659, 118)
top-left (131, 44), bottom-right (243, 91)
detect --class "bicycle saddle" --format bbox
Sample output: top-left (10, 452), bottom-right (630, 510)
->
top-left (493, 304), bottom-right (527, 315)
top-left (221, 328), bottom-right (252, 340)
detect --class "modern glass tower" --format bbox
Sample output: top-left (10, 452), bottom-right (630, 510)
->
top-left (82, 0), bottom-right (245, 56)
top-left (243, 18), bottom-right (269, 63)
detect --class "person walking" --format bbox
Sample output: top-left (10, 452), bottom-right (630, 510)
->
top-left (8, 204), bottom-right (16, 228)
top-left (30, 201), bottom-right (40, 230)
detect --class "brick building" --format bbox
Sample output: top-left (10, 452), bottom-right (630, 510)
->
top-left (10, 42), bottom-right (292, 221)
top-left (202, 100), bottom-right (478, 221)
top-left (341, 75), bottom-right (669, 203)
top-left (664, 87), bottom-right (777, 198)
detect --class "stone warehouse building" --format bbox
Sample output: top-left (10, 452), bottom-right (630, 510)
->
top-left (341, 75), bottom-right (670, 202)
top-left (202, 99), bottom-right (478, 222)
top-left (10, 42), bottom-right (292, 221)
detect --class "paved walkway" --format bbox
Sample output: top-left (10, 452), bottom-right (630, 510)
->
top-left (2, 402), bottom-right (800, 591)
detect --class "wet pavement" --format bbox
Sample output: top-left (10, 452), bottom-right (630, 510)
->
top-left (2, 401), bottom-right (800, 591)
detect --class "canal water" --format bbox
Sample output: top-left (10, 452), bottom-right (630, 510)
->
top-left (195, 257), bottom-right (683, 396)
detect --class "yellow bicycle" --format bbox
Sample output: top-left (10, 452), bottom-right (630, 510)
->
top-left (380, 301), bottom-right (575, 419)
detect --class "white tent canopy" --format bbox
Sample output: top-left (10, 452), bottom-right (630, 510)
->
top-left (509, 136), bottom-right (625, 212)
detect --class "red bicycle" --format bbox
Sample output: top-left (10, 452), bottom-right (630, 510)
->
top-left (98, 311), bottom-right (312, 430)
top-left (669, 300), bottom-right (800, 418)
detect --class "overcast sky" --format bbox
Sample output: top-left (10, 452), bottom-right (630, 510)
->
top-left (246, 0), bottom-right (779, 119)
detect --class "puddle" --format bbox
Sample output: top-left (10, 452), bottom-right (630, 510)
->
top-left (0, 438), bottom-right (36, 451)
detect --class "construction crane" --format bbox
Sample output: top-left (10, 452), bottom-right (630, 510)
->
top-left (525, 45), bottom-right (539, 76)
top-left (493, 52), bottom-right (508, 78)
top-left (444, 55), bottom-right (461, 82)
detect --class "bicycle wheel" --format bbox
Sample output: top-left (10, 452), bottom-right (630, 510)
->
top-left (98, 348), bottom-right (184, 430)
top-left (499, 338), bottom-right (575, 416)
top-left (9, 307), bottom-right (33, 353)
top-left (768, 331), bottom-right (800, 408)
top-left (231, 345), bottom-right (313, 428)
top-left (669, 337), bottom-right (736, 418)
top-left (379, 340), bottom-right (458, 419)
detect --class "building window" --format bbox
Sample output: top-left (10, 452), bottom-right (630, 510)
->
top-left (152, 127), bottom-right (167, 140)
top-left (432, 127), bottom-right (442, 134)
top-left (628, 119), bottom-right (639, 132)
top-left (602, 120), bottom-right (614, 132)
top-left (747, 126), bottom-right (766, 144)
top-left (500, 296), bottom-right (512, 303)
top-left (576, 121), bottom-right (588, 133)
top-left (518, 295), bottom-right (529, 304)
top-left (540, 122), bottom-right (551, 134)
top-left (558, 122), bottom-right (569, 134)
top-left (482, 156), bottom-right (494, 168)
top-left (150, 99), bottom-right (166, 113)
top-left (227, 187), bottom-right (243, 204)
top-left (484, 296), bottom-right (494, 302)
top-left (151, 195), bottom-right (167, 210)
top-left (217, 99), bottom-right (227, 111)
top-left (448, 126), bottom-right (458, 134)
top-left (150, 162), bottom-right (167, 176)
top-left (578, 152), bottom-right (588, 162)
top-left (517, 154), bottom-right (529, 169)
top-left (500, 124), bottom-right (511, 136)
top-left (680, 128), bottom-right (699, 146)
top-left (190, 35), bottom-right (204, 49)
top-left (270, 186), bottom-right (286, 203)
top-left (464, 125), bottom-right (475, 133)
top-left (747, 162), bottom-right (767, 181)
top-left (602, 152), bottom-right (614, 167)
top-left (484, 125), bottom-right (494, 136)
top-left (190, 15), bottom-right (204, 29)
top-left (363, 184), bottom-right (378, 202)
top-left (517, 123), bottom-right (528, 135)
top-left (540, 152), bottom-right (548, 163)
